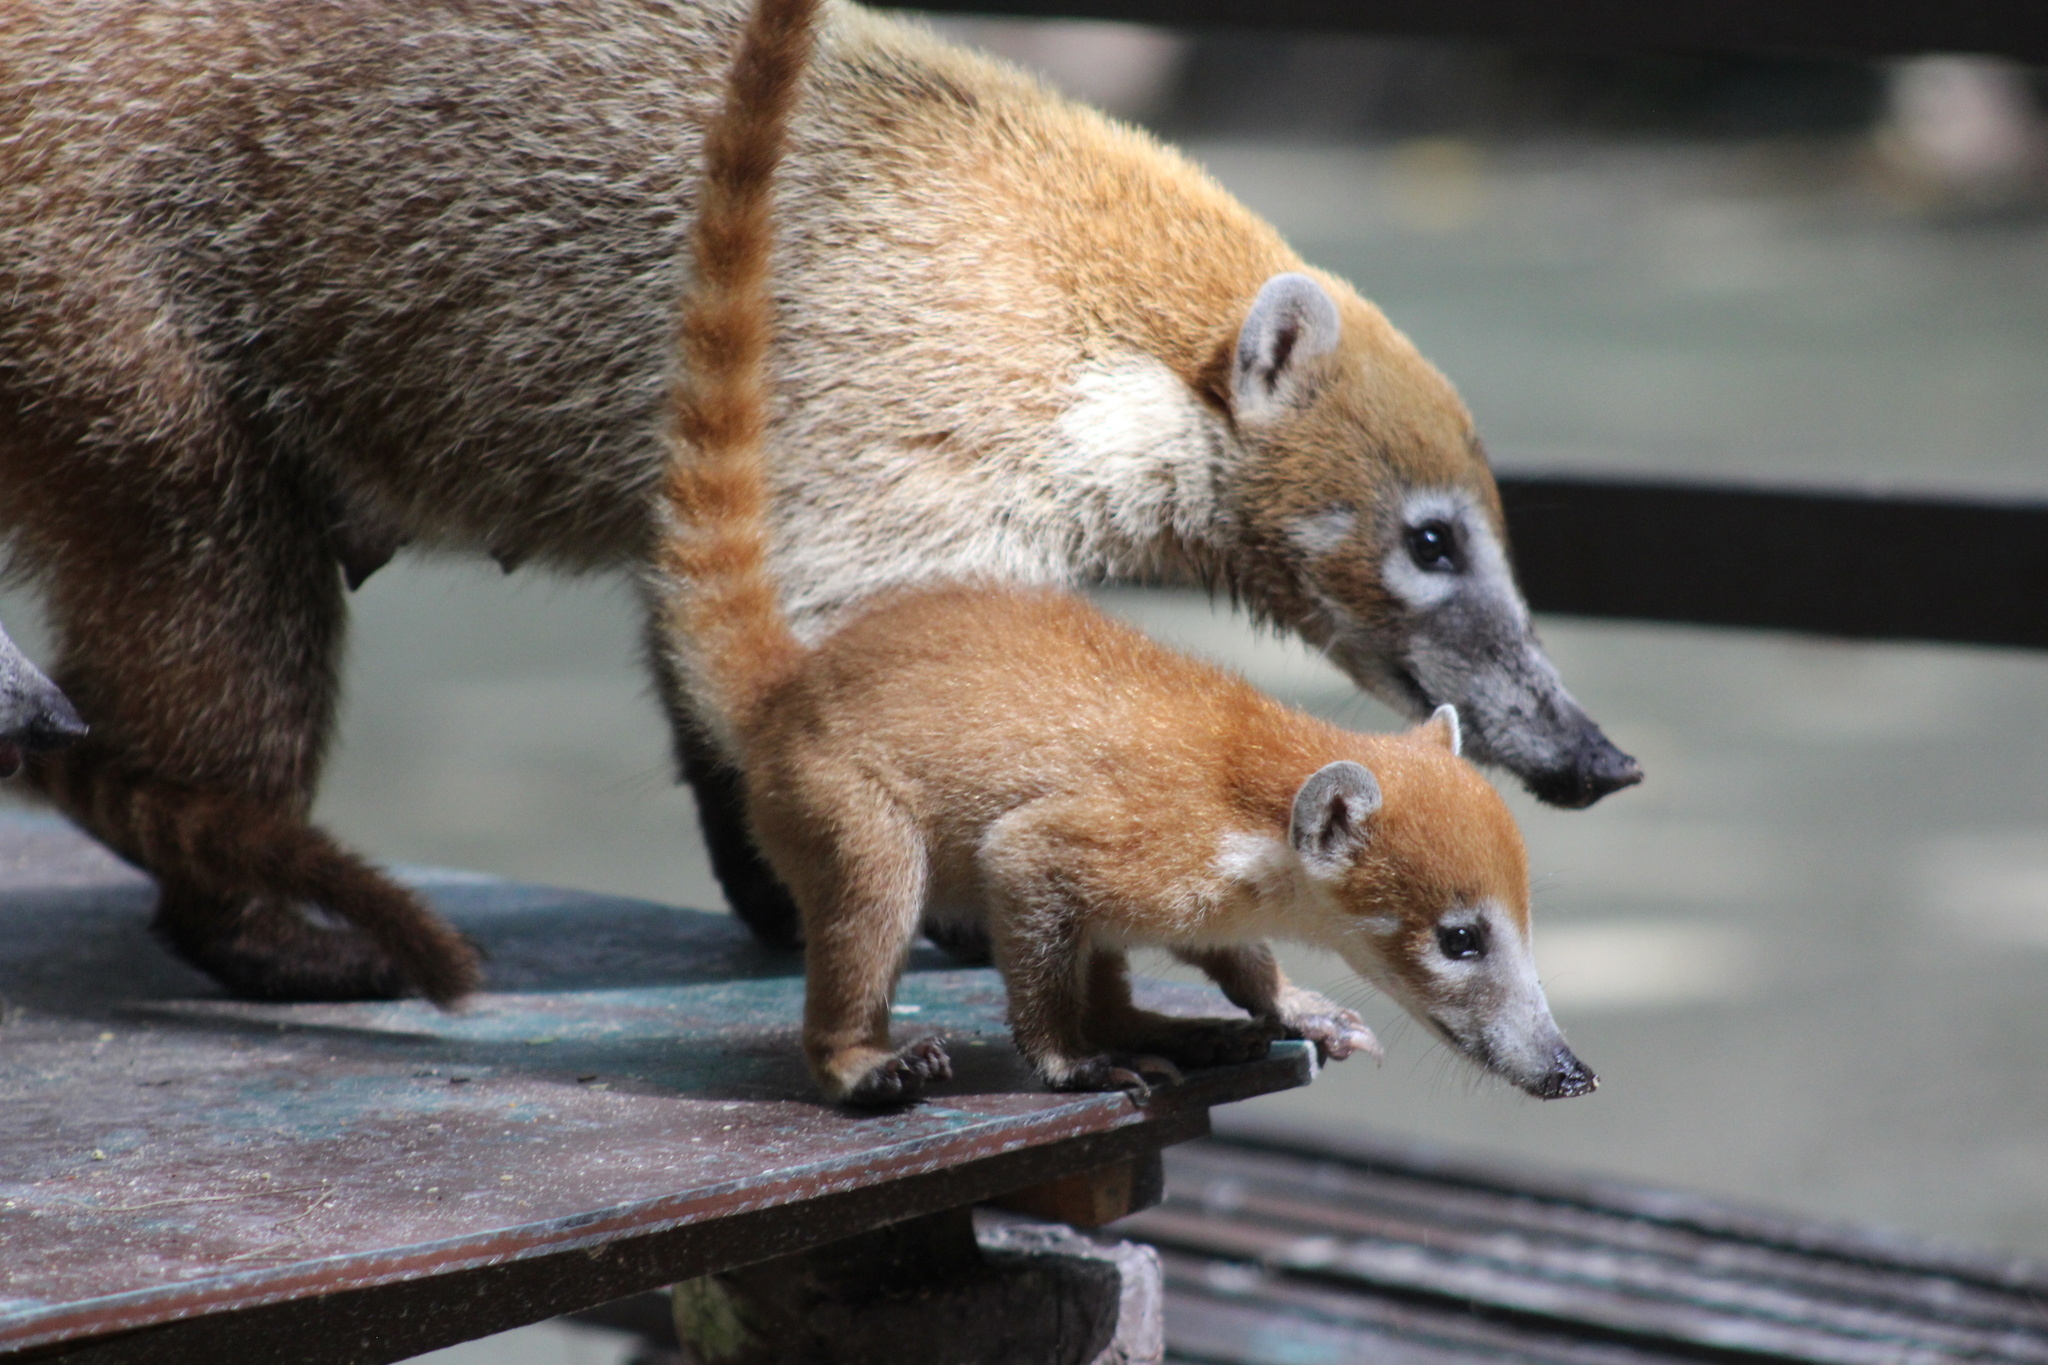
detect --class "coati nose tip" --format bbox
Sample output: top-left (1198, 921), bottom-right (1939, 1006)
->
top-left (1531, 1048), bottom-right (1598, 1100)
top-left (1525, 732), bottom-right (1642, 810)
top-left (22, 685), bottom-right (89, 749)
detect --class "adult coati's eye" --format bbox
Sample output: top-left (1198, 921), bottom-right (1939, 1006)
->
top-left (1436, 924), bottom-right (1485, 960)
top-left (1406, 520), bottom-right (1459, 572)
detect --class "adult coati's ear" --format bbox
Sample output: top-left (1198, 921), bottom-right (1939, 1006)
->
top-left (1414, 703), bottom-right (1462, 756)
top-left (1290, 760), bottom-right (1382, 875)
top-left (1233, 273), bottom-right (1342, 423)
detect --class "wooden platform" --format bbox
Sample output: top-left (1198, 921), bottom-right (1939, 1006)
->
top-left (0, 814), bottom-right (1309, 1363)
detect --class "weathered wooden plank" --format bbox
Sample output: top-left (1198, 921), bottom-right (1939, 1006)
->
top-left (1164, 1144), bottom-right (2043, 1327)
top-left (887, 0), bottom-right (2048, 63)
top-left (1122, 1134), bottom-right (2048, 1365)
top-left (1156, 1251), bottom-right (1699, 1365)
top-left (0, 816), bottom-right (1309, 1361)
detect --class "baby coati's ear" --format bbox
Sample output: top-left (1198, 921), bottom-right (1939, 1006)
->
top-left (1232, 273), bottom-right (1342, 423)
top-left (1414, 703), bottom-right (1462, 756)
top-left (1290, 760), bottom-right (1383, 875)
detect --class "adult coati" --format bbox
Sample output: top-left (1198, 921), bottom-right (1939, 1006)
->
top-left (0, 619), bottom-right (84, 778)
top-left (661, 0), bottom-right (1594, 1105)
top-left (0, 0), bottom-right (1638, 1000)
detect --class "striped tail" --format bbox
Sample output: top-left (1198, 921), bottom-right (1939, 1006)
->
top-left (651, 0), bottom-right (818, 763)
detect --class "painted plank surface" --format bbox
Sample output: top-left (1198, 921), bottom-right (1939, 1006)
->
top-left (0, 815), bottom-right (1309, 1359)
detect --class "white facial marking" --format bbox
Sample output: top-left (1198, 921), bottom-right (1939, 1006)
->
top-left (1288, 507), bottom-right (1357, 558)
top-left (1381, 488), bottom-right (1526, 624)
top-left (1411, 900), bottom-right (1567, 1087)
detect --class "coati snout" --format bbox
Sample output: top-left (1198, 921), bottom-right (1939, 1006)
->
top-left (0, 621), bottom-right (85, 778)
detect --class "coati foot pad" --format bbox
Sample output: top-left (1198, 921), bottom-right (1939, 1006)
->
top-left (1283, 1007), bottom-right (1381, 1062)
top-left (1051, 1053), bottom-right (1184, 1100)
top-left (842, 1037), bottom-right (953, 1107)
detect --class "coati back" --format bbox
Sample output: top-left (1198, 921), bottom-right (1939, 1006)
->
top-left (663, 0), bottom-right (1594, 1105)
top-left (1, 0), bottom-right (1635, 1000)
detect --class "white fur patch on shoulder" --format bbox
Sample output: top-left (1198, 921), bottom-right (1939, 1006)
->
top-left (1051, 355), bottom-right (1239, 552)
top-left (1214, 829), bottom-right (1295, 893)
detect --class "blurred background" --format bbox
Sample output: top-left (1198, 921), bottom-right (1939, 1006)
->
top-left (7, 18), bottom-right (2046, 1361)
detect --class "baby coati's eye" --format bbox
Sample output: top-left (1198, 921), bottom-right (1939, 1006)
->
top-left (1405, 520), bottom-right (1460, 573)
top-left (1436, 924), bottom-right (1486, 960)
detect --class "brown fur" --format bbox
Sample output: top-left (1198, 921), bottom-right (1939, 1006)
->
top-left (660, 8), bottom-right (1566, 1104)
top-left (0, 0), bottom-right (1630, 1000)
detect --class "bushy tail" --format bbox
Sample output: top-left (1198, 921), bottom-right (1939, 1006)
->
top-left (653, 0), bottom-right (818, 762)
top-left (36, 751), bottom-right (480, 1005)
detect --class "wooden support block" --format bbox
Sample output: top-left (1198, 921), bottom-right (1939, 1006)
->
top-left (989, 1148), bottom-right (1164, 1229)
top-left (671, 1207), bottom-right (1164, 1364)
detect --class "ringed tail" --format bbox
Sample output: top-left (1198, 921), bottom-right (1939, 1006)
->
top-left (653, 0), bottom-right (819, 761)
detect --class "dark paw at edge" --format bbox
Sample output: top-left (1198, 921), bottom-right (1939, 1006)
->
top-left (1054, 1052), bottom-right (1184, 1100)
top-left (843, 1038), bottom-right (953, 1108)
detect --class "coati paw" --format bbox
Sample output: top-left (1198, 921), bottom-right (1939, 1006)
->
top-left (1051, 1053), bottom-right (1183, 1100)
top-left (1282, 1007), bottom-right (1381, 1063)
top-left (1149, 1017), bottom-right (1281, 1069)
top-left (842, 1038), bottom-right (953, 1108)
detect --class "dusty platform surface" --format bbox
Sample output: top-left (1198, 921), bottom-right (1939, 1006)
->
top-left (0, 814), bottom-right (1308, 1360)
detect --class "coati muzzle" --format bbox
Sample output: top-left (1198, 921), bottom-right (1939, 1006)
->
top-left (0, 628), bottom-right (87, 778)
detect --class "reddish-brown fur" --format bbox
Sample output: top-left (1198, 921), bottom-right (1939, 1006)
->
top-left (0, 0), bottom-right (1627, 1008)
top-left (661, 0), bottom-right (1561, 1104)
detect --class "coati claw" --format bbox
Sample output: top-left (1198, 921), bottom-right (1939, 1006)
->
top-left (898, 1036), bottom-right (953, 1082)
top-left (1055, 1052), bottom-right (1183, 1100)
top-left (1286, 1008), bottom-right (1382, 1063)
top-left (843, 1038), bottom-right (952, 1108)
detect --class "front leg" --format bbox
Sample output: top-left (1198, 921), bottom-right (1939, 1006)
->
top-left (1084, 948), bottom-right (1277, 1069)
top-left (1176, 944), bottom-right (1381, 1063)
top-left (981, 807), bottom-right (1183, 1098)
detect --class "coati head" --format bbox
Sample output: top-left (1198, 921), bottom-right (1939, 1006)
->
top-left (0, 620), bottom-right (86, 778)
top-left (1287, 706), bottom-right (1594, 1099)
top-left (1222, 272), bottom-right (1641, 812)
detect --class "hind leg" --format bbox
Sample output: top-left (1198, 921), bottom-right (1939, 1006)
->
top-left (2, 372), bottom-right (474, 1001)
top-left (676, 721), bottom-right (807, 949)
top-left (761, 779), bottom-right (948, 1105)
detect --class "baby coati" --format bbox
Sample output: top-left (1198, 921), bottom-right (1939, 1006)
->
top-left (661, 0), bottom-right (1597, 1105)
top-left (0, 0), bottom-right (1636, 1001)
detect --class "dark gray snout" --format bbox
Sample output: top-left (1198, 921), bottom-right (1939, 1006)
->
top-left (1526, 1047), bottom-right (1598, 1100)
top-left (1523, 728), bottom-right (1642, 810)
top-left (0, 642), bottom-right (88, 778)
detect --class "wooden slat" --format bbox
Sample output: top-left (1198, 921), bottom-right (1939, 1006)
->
top-left (1157, 1251), bottom-right (1698, 1365)
top-left (1497, 474), bottom-right (2048, 651)
top-left (888, 0), bottom-right (2048, 64)
top-left (1120, 1133), bottom-right (2048, 1365)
